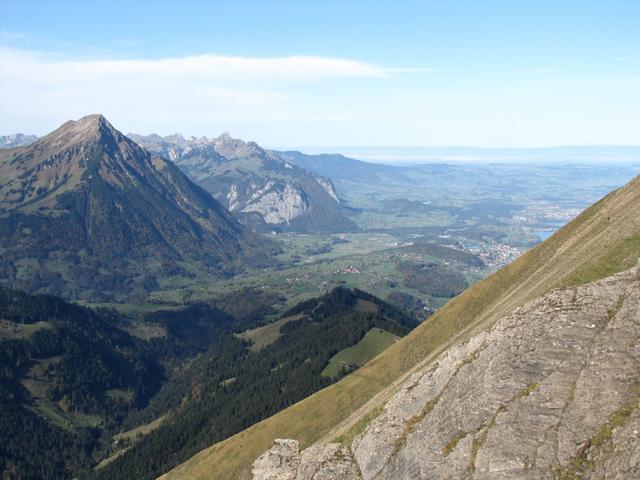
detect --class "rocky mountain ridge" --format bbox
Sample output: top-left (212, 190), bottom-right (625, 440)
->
top-left (129, 132), bottom-right (356, 233)
top-left (253, 264), bottom-right (640, 479)
top-left (0, 133), bottom-right (38, 148)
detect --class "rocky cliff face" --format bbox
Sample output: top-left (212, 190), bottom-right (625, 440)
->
top-left (129, 132), bottom-right (356, 233)
top-left (253, 265), bottom-right (640, 479)
top-left (236, 180), bottom-right (310, 224)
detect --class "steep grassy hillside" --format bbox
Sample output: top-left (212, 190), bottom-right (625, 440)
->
top-left (161, 174), bottom-right (640, 480)
top-left (321, 328), bottom-right (399, 378)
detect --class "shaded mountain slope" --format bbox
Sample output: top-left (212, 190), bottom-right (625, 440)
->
top-left (130, 133), bottom-right (358, 233)
top-left (160, 174), bottom-right (640, 480)
top-left (0, 286), bottom-right (165, 478)
top-left (0, 284), bottom-right (269, 479)
top-left (0, 115), bottom-right (273, 300)
top-left (93, 288), bottom-right (415, 480)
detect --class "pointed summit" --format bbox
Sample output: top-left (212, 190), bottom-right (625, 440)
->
top-left (0, 114), bottom-right (151, 211)
top-left (74, 113), bottom-right (109, 127)
top-left (74, 113), bottom-right (118, 138)
top-left (0, 115), bottom-right (272, 299)
top-left (57, 113), bottom-right (112, 136)
top-left (212, 131), bottom-right (250, 158)
top-left (46, 114), bottom-right (130, 152)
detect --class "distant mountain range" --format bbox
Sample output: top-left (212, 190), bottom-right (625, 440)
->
top-left (129, 133), bottom-right (358, 233)
top-left (0, 115), bottom-right (274, 300)
top-left (0, 133), bottom-right (38, 148)
top-left (288, 145), bottom-right (640, 165)
top-left (276, 149), bottom-right (413, 185)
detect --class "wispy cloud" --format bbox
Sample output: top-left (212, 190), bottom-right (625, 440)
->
top-left (0, 47), bottom-right (392, 83)
top-left (2, 47), bottom-right (636, 147)
top-left (0, 47), bottom-right (412, 135)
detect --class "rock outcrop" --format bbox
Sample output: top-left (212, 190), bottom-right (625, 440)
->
top-left (253, 440), bottom-right (362, 480)
top-left (239, 181), bottom-right (310, 224)
top-left (254, 265), bottom-right (640, 479)
top-left (129, 132), bottom-right (357, 233)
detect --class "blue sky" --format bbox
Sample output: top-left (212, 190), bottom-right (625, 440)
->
top-left (0, 0), bottom-right (638, 147)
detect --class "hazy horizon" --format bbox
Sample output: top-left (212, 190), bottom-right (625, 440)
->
top-left (3, 121), bottom-right (640, 165)
top-left (4, 123), bottom-right (640, 163)
top-left (282, 144), bottom-right (640, 165)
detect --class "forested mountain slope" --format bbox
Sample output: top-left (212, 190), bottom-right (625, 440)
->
top-left (94, 288), bottom-right (416, 480)
top-left (0, 115), bottom-right (274, 300)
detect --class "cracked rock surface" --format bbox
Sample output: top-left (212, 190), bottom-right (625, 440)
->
top-left (253, 266), bottom-right (640, 479)
top-left (252, 440), bottom-right (360, 480)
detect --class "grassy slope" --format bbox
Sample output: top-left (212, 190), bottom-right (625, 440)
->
top-left (95, 416), bottom-right (167, 471)
top-left (321, 328), bottom-right (399, 378)
top-left (161, 175), bottom-right (640, 480)
top-left (115, 415), bottom-right (167, 443)
top-left (0, 320), bottom-right (52, 339)
top-left (236, 314), bottom-right (303, 352)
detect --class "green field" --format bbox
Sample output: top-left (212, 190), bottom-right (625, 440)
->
top-left (144, 232), bottom-right (491, 323)
top-left (350, 209), bottom-right (456, 230)
top-left (237, 314), bottom-right (303, 352)
top-left (20, 356), bottom-right (62, 400)
top-left (19, 355), bottom-right (102, 430)
top-left (115, 415), bottom-right (167, 442)
top-left (0, 320), bottom-right (52, 340)
top-left (95, 415), bottom-right (168, 470)
top-left (321, 327), bottom-right (399, 378)
top-left (26, 402), bottom-right (101, 431)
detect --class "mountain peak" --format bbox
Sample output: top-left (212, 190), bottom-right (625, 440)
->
top-left (211, 132), bottom-right (267, 159)
top-left (130, 131), bottom-right (354, 233)
top-left (165, 133), bottom-right (187, 145)
top-left (0, 114), bottom-right (153, 212)
top-left (213, 131), bottom-right (244, 148)
top-left (77, 113), bottom-right (108, 125)
top-left (57, 113), bottom-right (120, 142)
top-left (0, 115), bottom-right (271, 299)
top-left (30, 114), bottom-right (129, 159)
